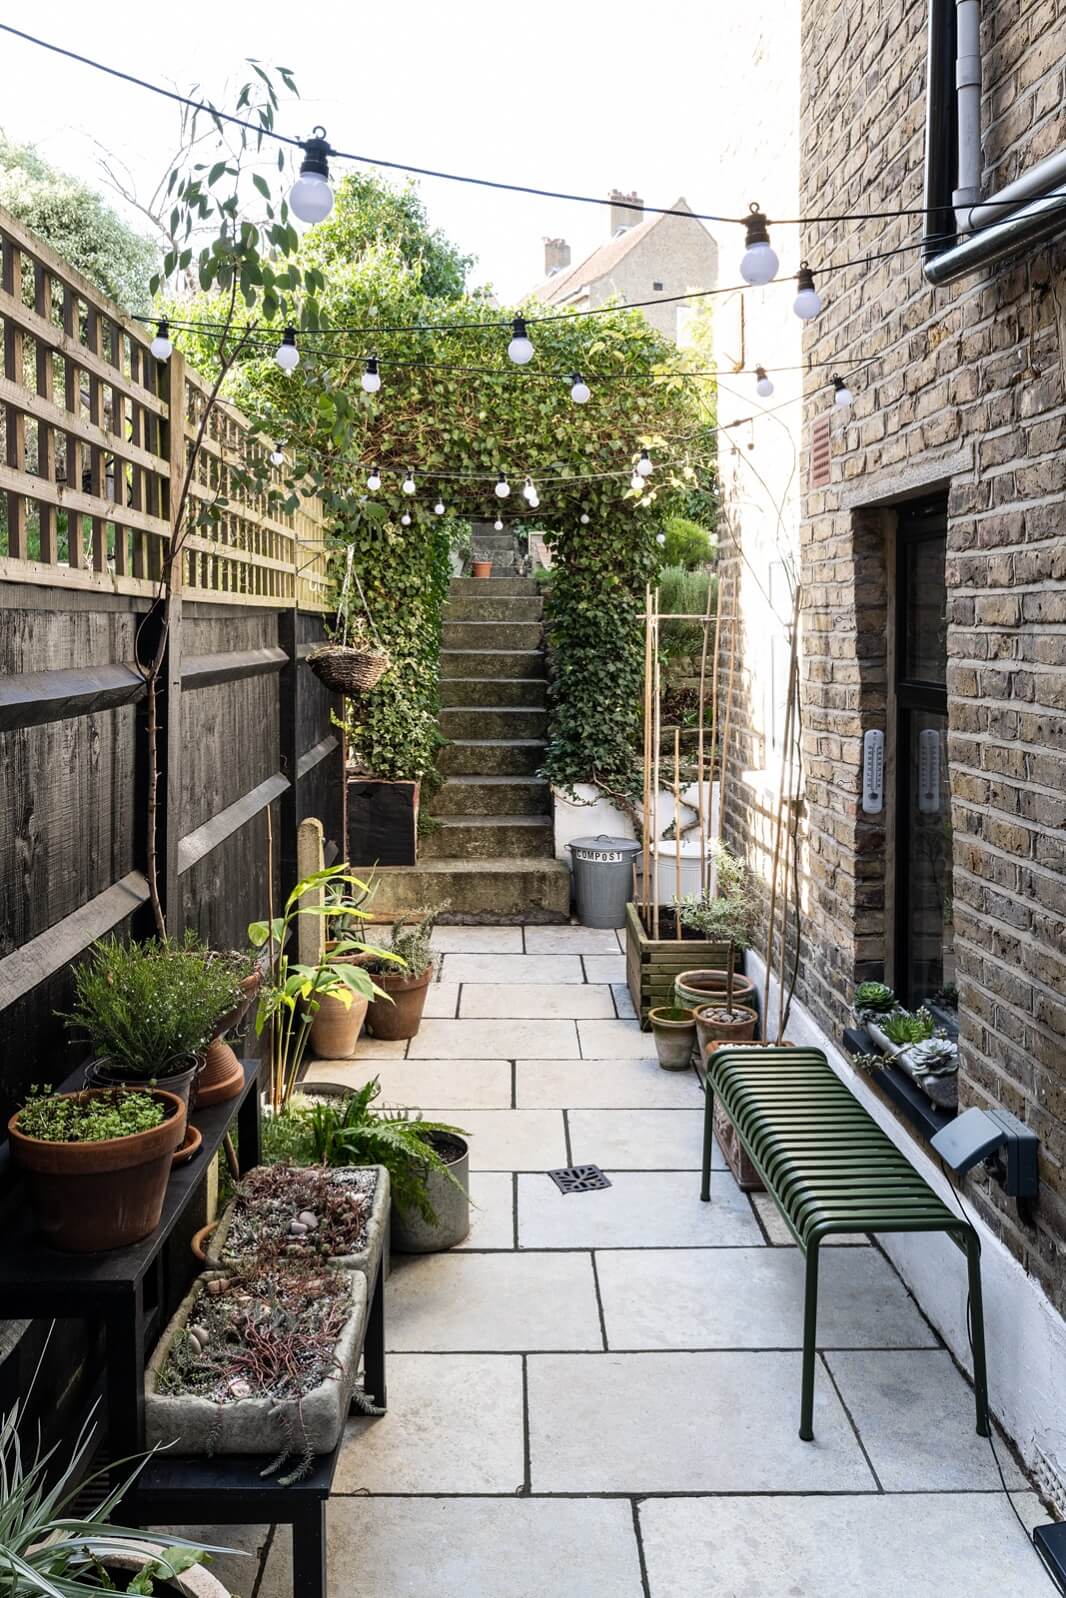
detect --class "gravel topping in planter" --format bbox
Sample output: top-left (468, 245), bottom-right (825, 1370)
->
top-left (205, 1164), bottom-right (389, 1281)
top-left (146, 1265), bottom-right (367, 1478)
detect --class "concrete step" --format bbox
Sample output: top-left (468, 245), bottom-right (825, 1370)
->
top-left (439, 739), bottom-right (544, 776)
top-left (450, 577), bottom-right (539, 596)
top-left (432, 775), bottom-right (551, 816)
top-left (353, 857), bottom-right (571, 921)
top-left (439, 677), bottom-right (546, 708)
top-left (440, 648), bottom-right (544, 680)
top-left (440, 705), bottom-right (547, 740)
top-left (443, 595), bottom-right (543, 623)
top-left (421, 815), bottom-right (555, 861)
top-left (442, 620), bottom-right (542, 651)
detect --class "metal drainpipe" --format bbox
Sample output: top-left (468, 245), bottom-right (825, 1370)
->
top-left (923, 0), bottom-right (958, 259)
top-left (953, 0), bottom-right (982, 231)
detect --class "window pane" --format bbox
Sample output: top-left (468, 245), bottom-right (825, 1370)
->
top-left (903, 710), bottom-right (954, 1003)
top-left (903, 534), bottom-right (947, 682)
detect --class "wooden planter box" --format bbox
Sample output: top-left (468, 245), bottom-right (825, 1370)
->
top-left (625, 900), bottom-right (735, 1030)
top-left (347, 777), bottom-right (419, 867)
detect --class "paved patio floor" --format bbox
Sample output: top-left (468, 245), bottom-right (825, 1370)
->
top-left (213, 924), bottom-right (1048, 1595)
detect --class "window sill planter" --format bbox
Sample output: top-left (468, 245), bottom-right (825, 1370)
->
top-left (624, 901), bottom-right (736, 1029)
top-left (864, 1021), bottom-right (959, 1110)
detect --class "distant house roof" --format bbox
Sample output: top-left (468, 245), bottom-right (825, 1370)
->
top-left (530, 199), bottom-right (698, 306)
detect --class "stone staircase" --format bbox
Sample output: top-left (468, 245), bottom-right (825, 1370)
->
top-left (363, 573), bottom-right (571, 921)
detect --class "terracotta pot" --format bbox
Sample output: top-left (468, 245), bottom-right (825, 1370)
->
top-left (310, 991), bottom-right (369, 1058)
top-left (8, 1088), bottom-right (185, 1252)
top-left (471, 560), bottom-right (493, 579)
top-left (196, 1040), bottom-right (245, 1107)
top-left (211, 969), bottom-right (261, 1041)
top-left (675, 968), bottom-right (757, 1014)
top-left (695, 1004), bottom-right (757, 1044)
top-left (366, 966), bottom-right (432, 1041)
top-left (84, 1058), bottom-right (199, 1136)
top-left (702, 1040), bottom-right (795, 1193)
top-left (648, 1005), bottom-right (697, 1071)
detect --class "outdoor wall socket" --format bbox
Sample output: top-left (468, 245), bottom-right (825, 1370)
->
top-left (931, 1105), bottom-right (1039, 1199)
top-left (861, 729), bottom-right (884, 814)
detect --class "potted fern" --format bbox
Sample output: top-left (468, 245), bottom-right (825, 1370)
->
top-left (363, 908), bottom-right (444, 1041)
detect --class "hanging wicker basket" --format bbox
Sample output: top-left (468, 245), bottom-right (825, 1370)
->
top-left (305, 642), bottom-right (391, 696)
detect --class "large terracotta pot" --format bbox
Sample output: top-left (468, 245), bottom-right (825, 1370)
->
top-left (366, 966), bottom-right (432, 1041)
top-left (675, 968), bottom-right (757, 1013)
top-left (310, 992), bottom-right (369, 1058)
top-left (8, 1088), bottom-right (185, 1252)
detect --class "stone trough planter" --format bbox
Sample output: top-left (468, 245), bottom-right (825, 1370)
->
top-left (145, 1268), bottom-right (367, 1461)
top-left (204, 1164), bottom-right (390, 1284)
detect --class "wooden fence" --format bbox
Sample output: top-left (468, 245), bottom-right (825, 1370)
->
top-left (0, 205), bottom-right (340, 1123)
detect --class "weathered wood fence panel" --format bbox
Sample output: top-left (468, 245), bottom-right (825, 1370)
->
top-left (0, 207), bottom-right (341, 1125)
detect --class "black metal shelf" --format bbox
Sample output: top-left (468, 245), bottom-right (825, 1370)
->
top-left (842, 1026), bottom-right (956, 1144)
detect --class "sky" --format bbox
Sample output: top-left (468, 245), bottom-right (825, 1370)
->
top-left (0, 0), bottom-right (759, 303)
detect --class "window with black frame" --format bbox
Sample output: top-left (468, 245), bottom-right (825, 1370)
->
top-left (894, 499), bottom-right (954, 1011)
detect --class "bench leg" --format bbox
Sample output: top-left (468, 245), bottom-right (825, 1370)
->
top-left (800, 1242), bottom-right (820, 1442)
top-left (701, 1083), bottom-right (714, 1202)
top-left (966, 1231), bottom-right (990, 1437)
top-left (363, 1256), bottom-right (387, 1411)
top-left (292, 1503), bottom-right (327, 1598)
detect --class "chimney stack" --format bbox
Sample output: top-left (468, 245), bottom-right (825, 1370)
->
top-left (609, 189), bottom-right (644, 236)
top-left (543, 237), bottom-right (571, 275)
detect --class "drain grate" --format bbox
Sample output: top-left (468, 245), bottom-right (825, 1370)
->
top-left (548, 1165), bottom-right (612, 1194)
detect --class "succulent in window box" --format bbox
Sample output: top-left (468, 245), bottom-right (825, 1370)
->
top-left (852, 981), bottom-right (898, 1024)
top-left (907, 1036), bottom-right (959, 1077)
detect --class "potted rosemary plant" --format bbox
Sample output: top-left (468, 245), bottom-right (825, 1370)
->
top-left (363, 908), bottom-right (444, 1041)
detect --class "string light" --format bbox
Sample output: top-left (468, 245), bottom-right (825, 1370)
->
top-left (833, 375), bottom-right (854, 407)
top-left (495, 473), bottom-right (511, 499)
top-left (494, 517), bottom-right (504, 531)
top-left (361, 356), bottom-right (381, 393)
top-left (269, 443), bottom-right (285, 466)
top-left (793, 262), bottom-right (822, 320)
top-left (580, 512), bottom-right (590, 524)
top-left (739, 204), bottom-right (778, 285)
top-left (755, 366), bottom-right (774, 398)
top-left (400, 511), bottom-right (412, 525)
top-left (522, 477), bottom-right (537, 503)
top-left (656, 531), bottom-right (666, 545)
top-left (402, 471), bottom-right (416, 494)
top-left (434, 499), bottom-right (445, 515)
top-left (366, 466), bottom-right (381, 491)
top-left (288, 128), bottom-right (334, 224)
top-left (570, 373), bottom-right (590, 404)
top-left (637, 450), bottom-right (654, 478)
top-left (149, 318), bottom-right (172, 360)
top-left (275, 327), bottom-right (300, 371)
top-left (507, 316), bottom-right (534, 365)
top-left (630, 469), bottom-right (644, 491)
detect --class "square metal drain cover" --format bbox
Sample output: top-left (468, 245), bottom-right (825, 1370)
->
top-left (548, 1165), bottom-right (612, 1194)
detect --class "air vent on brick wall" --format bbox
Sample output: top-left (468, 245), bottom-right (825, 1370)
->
top-left (810, 414), bottom-right (832, 488)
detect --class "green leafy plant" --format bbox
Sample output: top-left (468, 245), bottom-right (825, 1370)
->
top-left (659, 516), bottom-right (717, 570)
top-left (17, 1089), bottom-right (169, 1144)
top-left (251, 864), bottom-right (397, 1111)
top-left (657, 564), bottom-right (718, 663)
top-left (673, 843), bottom-right (755, 947)
top-left (853, 981), bottom-right (898, 1019)
top-left (65, 936), bottom-right (242, 1079)
top-left (362, 908), bottom-right (444, 981)
top-left (0, 1337), bottom-right (223, 1595)
top-left (880, 1008), bottom-right (935, 1047)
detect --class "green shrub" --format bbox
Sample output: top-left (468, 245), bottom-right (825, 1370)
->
top-left (673, 842), bottom-right (755, 947)
top-left (18, 1089), bottom-right (168, 1143)
top-left (659, 517), bottom-right (716, 570)
top-left (657, 565), bottom-right (718, 659)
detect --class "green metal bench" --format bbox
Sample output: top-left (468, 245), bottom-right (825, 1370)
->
top-left (699, 1044), bottom-right (989, 1442)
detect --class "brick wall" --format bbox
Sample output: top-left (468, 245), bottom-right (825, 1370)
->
top-left (792, 0), bottom-right (1066, 1308)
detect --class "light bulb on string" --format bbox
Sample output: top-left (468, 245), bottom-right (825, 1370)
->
top-left (793, 262), bottom-right (822, 321)
top-left (149, 319), bottom-right (173, 361)
top-left (495, 473), bottom-right (511, 499)
top-left (366, 466), bottom-right (381, 492)
top-left (755, 366), bottom-right (774, 398)
top-left (580, 512), bottom-right (590, 525)
top-left (275, 327), bottom-right (300, 372)
top-left (637, 449), bottom-right (653, 478)
top-left (288, 128), bottom-right (334, 224)
top-left (570, 373), bottom-right (590, 404)
top-left (361, 356), bottom-right (381, 393)
top-left (739, 203), bottom-right (778, 285)
top-left (269, 443), bottom-right (285, 466)
top-left (494, 517), bottom-right (504, 531)
top-left (522, 477), bottom-right (537, 503)
top-left (400, 511), bottom-right (412, 526)
top-left (527, 491), bottom-right (540, 509)
top-left (833, 375), bottom-right (854, 407)
top-left (402, 472), bottom-right (417, 495)
top-left (507, 316), bottom-right (534, 365)
top-left (656, 532), bottom-right (667, 546)
top-left (630, 470), bottom-right (644, 492)
top-left (434, 499), bottom-right (445, 515)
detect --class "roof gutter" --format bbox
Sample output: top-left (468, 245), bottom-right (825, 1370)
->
top-left (923, 0), bottom-right (1066, 283)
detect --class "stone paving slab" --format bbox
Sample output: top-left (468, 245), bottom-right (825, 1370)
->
top-left (440, 953), bottom-right (585, 984)
top-left (150, 1523), bottom-right (267, 1598)
top-left (637, 1492), bottom-right (1046, 1597)
top-left (423, 981), bottom-right (460, 1018)
top-left (527, 1351), bottom-right (876, 1491)
top-left (350, 1034), bottom-right (408, 1059)
top-left (611, 982), bottom-right (638, 1018)
top-left (518, 1170), bottom-right (761, 1249)
top-left (582, 954), bottom-right (627, 982)
top-left (430, 925), bottom-right (525, 953)
top-left (567, 1108), bottom-right (706, 1168)
top-left (577, 1018), bottom-right (661, 1057)
top-left (459, 982), bottom-right (614, 1018)
top-left (420, 1108), bottom-right (567, 1170)
top-left (457, 1171), bottom-right (515, 1249)
top-left (524, 925), bottom-right (622, 954)
top-left (408, 1019), bottom-right (579, 1058)
top-left (303, 1058), bottom-right (512, 1108)
top-left (825, 1349), bottom-right (1029, 1490)
top-left (516, 1058), bottom-right (700, 1109)
top-left (260, 1498), bottom-right (645, 1598)
top-left (595, 1246), bottom-right (938, 1351)
top-left (386, 1251), bottom-right (603, 1350)
top-left (336, 1354), bottom-right (524, 1493)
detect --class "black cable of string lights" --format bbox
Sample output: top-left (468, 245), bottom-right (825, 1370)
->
top-left (2, 22), bottom-right (1053, 233)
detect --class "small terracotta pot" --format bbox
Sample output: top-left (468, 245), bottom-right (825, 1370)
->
top-left (310, 992), bottom-right (369, 1059)
top-left (196, 1039), bottom-right (245, 1107)
top-left (695, 1004), bottom-right (757, 1044)
top-left (471, 560), bottom-right (493, 579)
top-left (366, 966), bottom-right (432, 1040)
top-left (8, 1089), bottom-right (185, 1252)
top-left (211, 969), bottom-right (261, 1041)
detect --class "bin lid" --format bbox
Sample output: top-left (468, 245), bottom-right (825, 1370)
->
top-left (567, 833), bottom-right (641, 855)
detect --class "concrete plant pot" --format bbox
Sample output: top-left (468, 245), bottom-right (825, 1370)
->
top-left (391, 1131), bottom-right (470, 1253)
top-left (649, 1006), bottom-right (698, 1070)
top-left (205, 1164), bottom-right (390, 1284)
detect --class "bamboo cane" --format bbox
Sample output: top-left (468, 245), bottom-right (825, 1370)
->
top-left (776, 618), bottom-right (802, 1042)
top-left (652, 588), bottom-right (661, 941)
top-left (696, 572), bottom-right (715, 909)
top-left (717, 574), bottom-right (738, 848)
top-left (705, 576), bottom-right (724, 897)
top-left (642, 583), bottom-right (653, 929)
top-left (763, 593), bottom-right (801, 1031)
top-left (673, 726), bottom-right (682, 937)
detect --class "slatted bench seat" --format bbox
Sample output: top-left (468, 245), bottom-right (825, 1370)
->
top-left (699, 1044), bottom-right (989, 1442)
